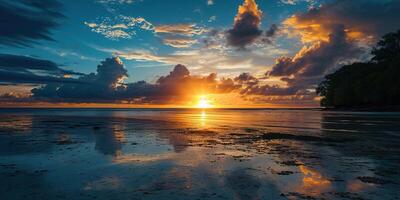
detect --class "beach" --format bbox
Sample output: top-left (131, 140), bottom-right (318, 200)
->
top-left (1, 108), bottom-right (399, 200)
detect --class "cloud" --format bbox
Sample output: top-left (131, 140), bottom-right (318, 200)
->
top-left (269, 26), bottom-right (363, 77)
top-left (114, 47), bottom-right (279, 75)
top-left (40, 47), bottom-right (98, 61)
top-left (227, 0), bottom-right (263, 49)
top-left (263, 0), bottom-right (400, 102)
top-left (0, 0), bottom-right (64, 46)
top-left (85, 16), bottom-right (204, 48)
top-left (97, 0), bottom-right (134, 5)
top-left (262, 24), bottom-right (279, 44)
top-left (96, 0), bottom-right (139, 13)
top-left (207, 0), bottom-right (214, 6)
top-left (0, 71), bottom-right (83, 85)
top-left (232, 73), bottom-right (259, 93)
top-left (208, 16), bottom-right (217, 23)
top-left (161, 37), bottom-right (199, 48)
top-left (84, 16), bottom-right (154, 40)
top-left (280, 0), bottom-right (317, 7)
top-left (283, 0), bottom-right (400, 44)
top-left (30, 58), bottom-right (241, 103)
top-left (265, 24), bottom-right (278, 38)
top-left (265, 28), bottom-right (364, 101)
top-left (230, 72), bottom-right (313, 100)
top-left (154, 24), bottom-right (207, 36)
top-left (0, 54), bottom-right (82, 75)
top-left (201, 29), bottom-right (227, 50)
top-left (32, 57), bottom-right (127, 100)
top-left (0, 54), bottom-right (84, 85)
top-left (242, 84), bottom-right (305, 96)
top-left (153, 24), bottom-right (207, 48)
top-left (0, 91), bottom-right (34, 103)
top-left (0, 92), bottom-right (29, 99)
top-left (3, 56), bottom-right (318, 105)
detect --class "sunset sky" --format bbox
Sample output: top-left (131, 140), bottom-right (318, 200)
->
top-left (1, 0), bottom-right (399, 108)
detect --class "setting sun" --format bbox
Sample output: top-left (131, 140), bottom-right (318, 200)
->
top-left (197, 95), bottom-right (213, 108)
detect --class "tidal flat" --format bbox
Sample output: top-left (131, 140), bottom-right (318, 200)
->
top-left (0, 108), bottom-right (399, 200)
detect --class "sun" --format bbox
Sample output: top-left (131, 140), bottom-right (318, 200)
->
top-left (197, 95), bottom-right (213, 108)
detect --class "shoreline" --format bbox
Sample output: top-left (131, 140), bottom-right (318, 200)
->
top-left (0, 106), bottom-right (400, 112)
top-left (322, 106), bottom-right (400, 112)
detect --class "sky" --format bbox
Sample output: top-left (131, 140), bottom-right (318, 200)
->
top-left (0, 0), bottom-right (399, 108)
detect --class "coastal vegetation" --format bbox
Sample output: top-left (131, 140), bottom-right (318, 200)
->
top-left (317, 30), bottom-right (400, 108)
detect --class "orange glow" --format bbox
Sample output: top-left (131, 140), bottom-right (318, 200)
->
top-left (299, 165), bottom-right (331, 191)
top-left (283, 15), bottom-right (330, 43)
top-left (235, 0), bottom-right (262, 23)
top-left (196, 95), bottom-right (213, 108)
top-left (0, 93), bottom-right (319, 109)
top-left (0, 101), bottom-right (318, 109)
top-left (283, 15), bottom-right (371, 44)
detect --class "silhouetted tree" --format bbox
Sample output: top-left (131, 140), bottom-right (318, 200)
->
top-left (372, 30), bottom-right (400, 63)
top-left (317, 30), bottom-right (400, 108)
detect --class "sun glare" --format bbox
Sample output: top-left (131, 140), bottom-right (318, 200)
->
top-left (197, 95), bottom-right (212, 108)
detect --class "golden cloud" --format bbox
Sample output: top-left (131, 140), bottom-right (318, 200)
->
top-left (235, 0), bottom-right (263, 24)
top-left (227, 0), bottom-right (263, 48)
top-left (154, 24), bottom-right (207, 36)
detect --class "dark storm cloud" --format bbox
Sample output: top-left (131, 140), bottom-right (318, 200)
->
top-left (32, 57), bottom-right (128, 100)
top-left (0, 54), bottom-right (84, 85)
top-left (0, 54), bottom-right (82, 75)
top-left (227, 12), bottom-right (262, 48)
top-left (234, 72), bottom-right (312, 97)
top-left (286, 0), bottom-right (400, 40)
top-left (31, 58), bottom-right (234, 103)
top-left (269, 26), bottom-right (363, 77)
top-left (0, 0), bottom-right (64, 47)
top-left (234, 73), bottom-right (259, 87)
top-left (234, 73), bottom-right (257, 82)
top-left (265, 27), bottom-right (363, 99)
top-left (227, 0), bottom-right (263, 49)
top-left (0, 70), bottom-right (83, 85)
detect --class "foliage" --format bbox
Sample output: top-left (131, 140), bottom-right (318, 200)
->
top-left (317, 30), bottom-right (400, 107)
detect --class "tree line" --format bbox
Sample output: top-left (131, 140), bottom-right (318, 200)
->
top-left (317, 30), bottom-right (400, 108)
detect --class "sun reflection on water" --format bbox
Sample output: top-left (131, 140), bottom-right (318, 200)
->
top-left (200, 110), bottom-right (207, 127)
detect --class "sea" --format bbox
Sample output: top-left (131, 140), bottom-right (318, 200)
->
top-left (1, 108), bottom-right (399, 199)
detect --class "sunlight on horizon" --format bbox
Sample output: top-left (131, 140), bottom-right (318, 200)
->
top-left (196, 95), bottom-right (213, 109)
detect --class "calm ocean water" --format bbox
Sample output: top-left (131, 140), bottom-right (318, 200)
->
top-left (1, 108), bottom-right (399, 199)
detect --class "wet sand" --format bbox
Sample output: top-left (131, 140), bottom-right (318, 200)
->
top-left (1, 108), bottom-right (399, 200)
